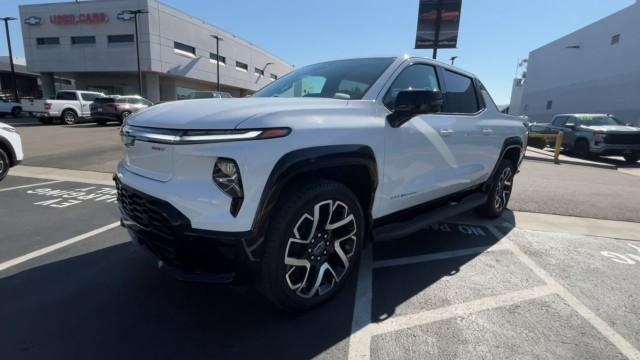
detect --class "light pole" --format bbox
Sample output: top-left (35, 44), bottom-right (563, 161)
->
top-left (1, 17), bottom-right (18, 102)
top-left (449, 56), bottom-right (458, 65)
top-left (210, 35), bottom-right (223, 92)
top-left (125, 10), bottom-right (148, 96)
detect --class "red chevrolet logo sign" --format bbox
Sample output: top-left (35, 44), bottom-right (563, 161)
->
top-left (50, 13), bottom-right (108, 25)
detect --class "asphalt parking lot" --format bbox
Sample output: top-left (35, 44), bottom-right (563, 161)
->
top-left (2, 173), bottom-right (639, 359)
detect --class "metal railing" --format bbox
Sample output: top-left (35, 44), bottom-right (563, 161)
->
top-left (528, 131), bottom-right (564, 164)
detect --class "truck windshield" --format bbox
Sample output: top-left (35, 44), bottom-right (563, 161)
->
top-left (253, 58), bottom-right (395, 100)
top-left (578, 115), bottom-right (624, 126)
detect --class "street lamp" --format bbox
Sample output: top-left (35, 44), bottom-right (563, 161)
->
top-left (449, 56), bottom-right (458, 65)
top-left (0, 17), bottom-right (18, 102)
top-left (210, 35), bottom-right (223, 92)
top-left (125, 10), bottom-right (148, 96)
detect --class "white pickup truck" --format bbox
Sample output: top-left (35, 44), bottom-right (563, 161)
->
top-left (22, 90), bottom-right (105, 125)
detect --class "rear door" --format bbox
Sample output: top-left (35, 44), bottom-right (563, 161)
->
top-left (79, 92), bottom-right (102, 117)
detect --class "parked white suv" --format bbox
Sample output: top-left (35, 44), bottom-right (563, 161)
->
top-left (0, 122), bottom-right (24, 181)
top-left (116, 56), bottom-right (528, 310)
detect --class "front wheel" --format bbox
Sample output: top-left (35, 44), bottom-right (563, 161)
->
top-left (258, 181), bottom-right (364, 311)
top-left (573, 139), bottom-right (590, 159)
top-left (624, 153), bottom-right (639, 164)
top-left (62, 110), bottom-right (78, 125)
top-left (477, 159), bottom-right (515, 219)
top-left (11, 107), bottom-right (21, 118)
top-left (0, 148), bottom-right (9, 182)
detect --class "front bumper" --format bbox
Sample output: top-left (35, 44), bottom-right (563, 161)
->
top-left (115, 177), bottom-right (254, 282)
top-left (591, 143), bottom-right (640, 156)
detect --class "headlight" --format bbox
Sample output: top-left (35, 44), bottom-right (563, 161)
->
top-left (213, 158), bottom-right (243, 198)
top-left (213, 158), bottom-right (244, 216)
top-left (1, 126), bottom-right (16, 133)
top-left (594, 133), bottom-right (606, 143)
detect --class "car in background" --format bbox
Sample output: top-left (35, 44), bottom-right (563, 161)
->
top-left (0, 99), bottom-right (22, 118)
top-left (22, 90), bottom-right (105, 125)
top-left (185, 91), bottom-right (232, 99)
top-left (538, 113), bottom-right (640, 163)
top-left (0, 122), bottom-right (23, 181)
top-left (90, 96), bottom-right (153, 125)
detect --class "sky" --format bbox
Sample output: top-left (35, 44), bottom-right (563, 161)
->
top-left (0, 0), bottom-right (635, 104)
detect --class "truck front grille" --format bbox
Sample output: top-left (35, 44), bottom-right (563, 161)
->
top-left (604, 133), bottom-right (640, 145)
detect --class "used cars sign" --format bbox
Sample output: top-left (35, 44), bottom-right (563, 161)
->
top-left (50, 12), bottom-right (108, 25)
top-left (415, 0), bottom-right (462, 49)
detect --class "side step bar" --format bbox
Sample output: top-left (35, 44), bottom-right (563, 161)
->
top-left (373, 192), bottom-right (488, 242)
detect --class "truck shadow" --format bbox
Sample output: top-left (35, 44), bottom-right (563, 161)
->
top-left (0, 216), bottom-right (512, 359)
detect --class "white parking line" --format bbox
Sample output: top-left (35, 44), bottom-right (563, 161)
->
top-left (488, 226), bottom-right (640, 360)
top-left (349, 246), bottom-right (373, 360)
top-left (0, 180), bottom-right (63, 193)
top-left (0, 222), bottom-right (120, 272)
top-left (372, 244), bottom-right (508, 269)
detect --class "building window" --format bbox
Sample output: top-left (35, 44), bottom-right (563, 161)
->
top-left (611, 34), bottom-right (621, 45)
top-left (270, 74), bottom-right (278, 81)
top-left (108, 34), bottom-right (134, 44)
top-left (255, 67), bottom-right (264, 76)
top-left (71, 36), bottom-right (96, 45)
top-left (174, 41), bottom-right (196, 56)
top-left (36, 37), bottom-right (60, 46)
top-left (546, 100), bottom-right (553, 110)
top-left (236, 61), bottom-right (248, 72)
top-left (210, 53), bottom-right (226, 64)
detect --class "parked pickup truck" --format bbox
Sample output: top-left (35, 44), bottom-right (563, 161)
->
top-left (115, 56), bottom-right (528, 311)
top-left (536, 113), bottom-right (640, 163)
top-left (22, 90), bottom-right (105, 125)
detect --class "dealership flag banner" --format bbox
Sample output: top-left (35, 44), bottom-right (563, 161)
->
top-left (415, 0), bottom-right (462, 49)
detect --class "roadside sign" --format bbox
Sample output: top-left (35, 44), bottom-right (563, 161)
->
top-left (415, 0), bottom-right (463, 50)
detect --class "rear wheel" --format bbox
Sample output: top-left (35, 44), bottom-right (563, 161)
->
top-left (62, 110), bottom-right (78, 125)
top-left (258, 180), bottom-right (364, 311)
top-left (11, 107), bottom-right (21, 118)
top-left (120, 111), bottom-right (132, 124)
top-left (624, 153), bottom-right (639, 164)
top-left (573, 139), bottom-right (590, 159)
top-left (477, 159), bottom-right (515, 219)
top-left (0, 148), bottom-right (9, 182)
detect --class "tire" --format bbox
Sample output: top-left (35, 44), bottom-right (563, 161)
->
top-left (62, 109), bottom-right (78, 125)
top-left (120, 111), bottom-right (132, 123)
top-left (477, 159), bottom-right (515, 219)
top-left (573, 139), bottom-right (590, 159)
top-left (258, 180), bottom-right (365, 311)
top-left (0, 148), bottom-right (9, 182)
top-left (624, 153), bottom-right (639, 164)
top-left (11, 107), bottom-right (21, 118)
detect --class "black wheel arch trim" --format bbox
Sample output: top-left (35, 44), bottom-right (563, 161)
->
top-left (0, 136), bottom-right (17, 166)
top-left (250, 144), bottom-right (378, 240)
top-left (483, 137), bottom-right (523, 192)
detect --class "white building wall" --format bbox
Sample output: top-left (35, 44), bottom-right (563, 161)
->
top-left (19, 0), bottom-right (293, 101)
top-left (518, 1), bottom-right (640, 125)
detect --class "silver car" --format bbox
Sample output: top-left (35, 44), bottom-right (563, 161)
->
top-left (540, 113), bottom-right (640, 163)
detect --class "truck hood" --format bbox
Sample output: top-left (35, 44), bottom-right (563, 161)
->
top-left (127, 98), bottom-right (350, 130)
top-left (584, 125), bottom-right (640, 132)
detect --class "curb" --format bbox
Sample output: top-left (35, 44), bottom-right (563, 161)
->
top-left (524, 154), bottom-right (616, 170)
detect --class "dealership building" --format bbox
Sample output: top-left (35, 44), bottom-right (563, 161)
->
top-left (509, 1), bottom-right (640, 126)
top-left (18, 0), bottom-right (293, 102)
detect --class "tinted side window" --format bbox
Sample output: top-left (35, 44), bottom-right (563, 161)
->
top-left (80, 93), bottom-right (100, 101)
top-left (552, 116), bottom-right (568, 126)
top-left (383, 64), bottom-right (439, 108)
top-left (56, 92), bottom-right (77, 100)
top-left (442, 70), bottom-right (479, 114)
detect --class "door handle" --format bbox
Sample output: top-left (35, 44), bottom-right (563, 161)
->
top-left (482, 128), bottom-right (494, 135)
top-left (439, 129), bottom-right (455, 137)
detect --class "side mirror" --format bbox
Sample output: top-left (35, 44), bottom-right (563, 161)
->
top-left (565, 122), bottom-right (578, 130)
top-left (387, 90), bottom-right (444, 128)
